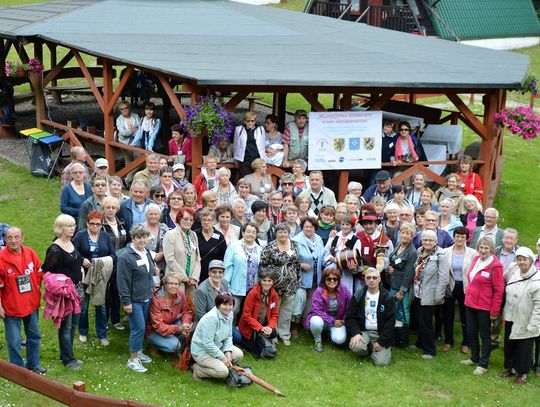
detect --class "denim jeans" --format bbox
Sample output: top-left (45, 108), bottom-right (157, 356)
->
top-left (390, 288), bottom-right (410, 325)
top-left (147, 332), bottom-right (185, 354)
top-left (59, 312), bottom-right (80, 365)
top-left (78, 294), bottom-right (108, 339)
top-left (3, 310), bottom-right (41, 369)
top-left (128, 301), bottom-right (150, 353)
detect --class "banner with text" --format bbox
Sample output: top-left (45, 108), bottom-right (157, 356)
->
top-left (308, 111), bottom-right (382, 170)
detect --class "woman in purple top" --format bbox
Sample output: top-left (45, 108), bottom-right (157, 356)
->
top-left (304, 268), bottom-right (352, 353)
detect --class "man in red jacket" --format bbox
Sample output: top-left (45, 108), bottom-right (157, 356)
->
top-left (0, 227), bottom-right (46, 374)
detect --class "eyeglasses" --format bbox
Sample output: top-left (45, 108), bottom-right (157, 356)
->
top-left (400, 128), bottom-right (410, 132)
top-left (161, 175), bottom-right (172, 178)
top-left (153, 194), bottom-right (165, 198)
top-left (170, 197), bottom-right (183, 201)
top-left (181, 217), bottom-right (194, 222)
top-left (94, 183), bottom-right (107, 187)
top-left (326, 277), bottom-right (339, 282)
top-left (425, 218), bottom-right (437, 222)
top-left (210, 269), bottom-right (225, 275)
top-left (365, 276), bottom-right (379, 280)
top-left (88, 223), bottom-right (102, 227)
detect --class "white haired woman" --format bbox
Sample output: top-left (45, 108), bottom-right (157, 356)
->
top-left (212, 167), bottom-right (238, 206)
top-left (411, 229), bottom-right (450, 360)
top-left (498, 247), bottom-right (540, 385)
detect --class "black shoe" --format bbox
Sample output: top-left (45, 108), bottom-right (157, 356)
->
top-left (29, 366), bottom-right (47, 375)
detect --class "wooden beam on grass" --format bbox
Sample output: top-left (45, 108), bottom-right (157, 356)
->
top-left (72, 49), bottom-right (105, 111)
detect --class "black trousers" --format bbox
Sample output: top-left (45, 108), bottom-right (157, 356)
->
top-left (237, 160), bottom-right (253, 179)
top-left (239, 329), bottom-right (277, 357)
top-left (466, 307), bottom-right (492, 368)
top-left (534, 335), bottom-right (540, 372)
top-left (503, 321), bottom-right (534, 375)
top-left (440, 281), bottom-right (468, 346)
top-left (415, 298), bottom-right (437, 356)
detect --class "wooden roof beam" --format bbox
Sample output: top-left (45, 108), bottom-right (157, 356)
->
top-left (446, 93), bottom-right (488, 140)
top-left (368, 93), bottom-right (395, 111)
top-left (44, 50), bottom-right (74, 85)
top-left (225, 91), bottom-right (251, 112)
top-left (301, 92), bottom-right (327, 112)
top-left (72, 49), bottom-right (105, 111)
top-left (105, 66), bottom-right (134, 115)
top-left (157, 73), bottom-right (186, 120)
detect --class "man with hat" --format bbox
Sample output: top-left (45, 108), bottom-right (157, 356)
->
top-left (172, 163), bottom-right (189, 190)
top-left (194, 260), bottom-right (230, 322)
top-left (0, 227), bottom-right (46, 374)
top-left (362, 170), bottom-right (394, 203)
top-left (92, 158), bottom-right (110, 181)
top-left (282, 109), bottom-right (309, 168)
top-left (356, 212), bottom-right (393, 280)
top-left (346, 267), bottom-right (395, 366)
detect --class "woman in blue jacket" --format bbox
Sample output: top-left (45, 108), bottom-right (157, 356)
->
top-left (130, 102), bottom-right (161, 152)
top-left (223, 222), bottom-right (262, 319)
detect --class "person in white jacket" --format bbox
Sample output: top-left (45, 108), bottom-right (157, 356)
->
top-left (233, 111), bottom-right (266, 178)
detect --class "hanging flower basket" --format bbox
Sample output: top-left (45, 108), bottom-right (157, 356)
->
top-left (183, 96), bottom-right (234, 145)
top-left (493, 106), bottom-right (540, 140)
top-left (4, 58), bottom-right (44, 78)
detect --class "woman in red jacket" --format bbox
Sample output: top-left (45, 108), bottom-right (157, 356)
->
top-left (237, 269), bottom-right (279, 358)
top-left (147, 272), bottom-right (193, 355)
top-left (461, 237), bottom-right (504, 375)
top-left (456, 155), bottom-right (483, 202)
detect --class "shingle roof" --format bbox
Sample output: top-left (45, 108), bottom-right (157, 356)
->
top-left (0, 0), bottom-right (530, 90)
top-left (429, 0), bottom-right (540, 41)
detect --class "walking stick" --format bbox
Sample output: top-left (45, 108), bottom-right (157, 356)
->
top-left (231, 365), bottom-right (286, 397)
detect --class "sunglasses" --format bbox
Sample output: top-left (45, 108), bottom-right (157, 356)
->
top-left (282, 182), bottom-right (293, 186)
top-left (326, 277), bottom-right (339, 282)
top-left (153, 193), bottom-right (165, 198)
top-left (400, 128), bottom-right (410, 132)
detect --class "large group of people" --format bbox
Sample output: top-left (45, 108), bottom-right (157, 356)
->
top-left (0, 111), bottom-right (539, 390)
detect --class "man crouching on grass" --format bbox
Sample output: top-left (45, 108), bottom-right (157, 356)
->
top-left (345, 267), bottom-right (395, 366)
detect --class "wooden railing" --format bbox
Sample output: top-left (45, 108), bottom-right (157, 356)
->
top-left (363, 5), bottom-right (418, 34)
top-left (0, 360), bottom-right (156, 407)
top-left (307, 0), bottom-right (351, 19)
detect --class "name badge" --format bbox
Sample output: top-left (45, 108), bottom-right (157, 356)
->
top-left (212, 233), bottom-right (220, 240)
top-left (481, 271), bottom-right (490, 278)
top-left (120, 229), bottom-right (126, 235)
top-left (90, 246), bottom-right (96, 252)
top-left (136, 259), bottom-right (145, 267)
top-left (363, 247), bottom-right (370, 255)
top-left (270, 302), bottom-right (276, 309)
top-left (430, 255), bottom-right (438, 261)
top-left (394, 258), bottom-right (402, 265)
top-left (389, 142), bottom-right (394, 148)
top-left (16, 275), bottom-right (32, 294)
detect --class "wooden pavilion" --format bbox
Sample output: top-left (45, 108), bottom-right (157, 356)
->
top-left (0, 0), bottom-right (530, 206)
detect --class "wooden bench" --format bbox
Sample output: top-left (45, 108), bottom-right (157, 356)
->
top-left (246, 95), bottom-right (262, 111)
top-left (45, 84), bottom-right (104, 103)
top-left (0, 124), bottom-right (17, 139)
top-left (173, 90), bottom-right (191, 103)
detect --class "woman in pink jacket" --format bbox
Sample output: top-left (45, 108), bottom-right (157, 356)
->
top-left (461, 237), bottom-right (504, 376)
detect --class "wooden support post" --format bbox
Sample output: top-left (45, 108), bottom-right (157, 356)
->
top-left (479, 92), bottom-right (499, 207)
top-left (275, 92), bottom-right (287, 132)
top-left (446, 93), bottom-right (487, 140)
top-left (190, 91), bottom-right (203, 182)
top-left (368, 93), bottom-right (395, 111)
top-left (341, 92), bottom-right (352, 111)
top-left (34, 41), bottom-right (43, 64)
top-left (49, 44), bottom-right (58, 87)
top-left (300, 92), bottom-right (326, 112)
top-left (0, 40), bottom-right (5, 70)
top-left (28, 72), bottom-right (45, 129)
top-left (338, 171), bottom-right (349, 202)
top-left (72, 50), bottom-right (105, 110)
top-left (333, 93), bottom-right (340, 110)
top-left (102, 59), bottom-right (115, 173)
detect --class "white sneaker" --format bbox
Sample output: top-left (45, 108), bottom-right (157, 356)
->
top-left (422, 354), bottom-right (434, 360)
top-left (79, 335), bottom-right (87, 343)
top-left (127, 358), bottom-right (147, 373)
top-left (113, 323), bottom-right (125, 331)
top-left (473, 366), bottom-right (488, 376)
top-left (100, 338), bottom-right (110, 346)
top-left (460, 359), bottom-right (476, 366)
top-left (137, 351), bottom-right (152, 363)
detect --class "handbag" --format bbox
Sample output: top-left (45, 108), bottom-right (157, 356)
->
top-left (226, 366), bottom-right (253, 388)
top-left (393, 300), bottom-right (409, 347)
top-left (255, 331), bottom-right (277, 359)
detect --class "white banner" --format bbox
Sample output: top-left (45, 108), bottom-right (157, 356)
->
top-left (308, 111), bottom-right (383, 170)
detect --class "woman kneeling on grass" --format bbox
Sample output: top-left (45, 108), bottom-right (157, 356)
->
top-left (147, 272), bottom-right (193, 355)
top-left (304, 268), bottom-right (351, 353)
top-left (191, 292), bottom-right (244, 380)
top-left (237, 269), bottom-right (279, 358)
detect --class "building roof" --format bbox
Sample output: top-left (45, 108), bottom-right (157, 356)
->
top-left (0, 0), bottom-right (530, 89)
top-left (429, 0), bottom-right (540, 41)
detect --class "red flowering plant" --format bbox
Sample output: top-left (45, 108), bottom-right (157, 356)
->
top-left (4, 58), bottom-right (44, 77)
top-left (492, 106), bottom-right (540, 140)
